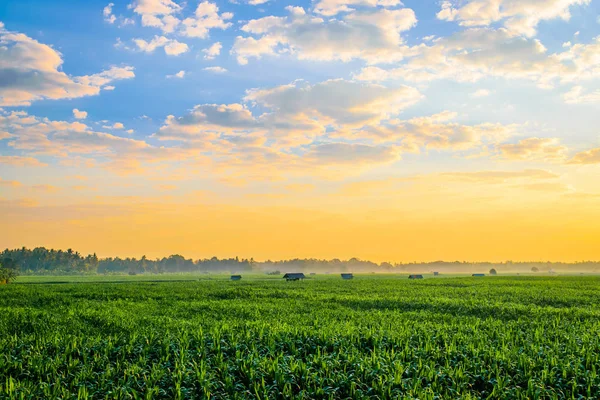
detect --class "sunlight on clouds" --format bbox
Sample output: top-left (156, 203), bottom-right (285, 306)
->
top-left (133, 35), bottom-right (189, 55)
top-left (0, 155), bottom-right (47, 167)
top-left (202, 42), bottom-right (222, 59)
top-left (180, 2), bottom-right (233, 39)
top-left (354, 29), bottom-right (600, 90)
top-left (569, 148), bottom-right (600, 164)
top-left (73, 109), bottom-right (88, 120)
top-left (437, 0), bottom-right (591, 37)
top-left (313, 0), bottom-right (403, 16)
top-left (0, 26), bottom-right (135, 106)
top-left (233, 6), bottom-right (417, 64)
top-left (563, 86), bottom-right (600, 104)
top-left (498, 138), bottom-right (568, 161)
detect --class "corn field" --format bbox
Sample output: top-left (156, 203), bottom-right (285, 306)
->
top-left (1, 276), bottom-right (599, 399)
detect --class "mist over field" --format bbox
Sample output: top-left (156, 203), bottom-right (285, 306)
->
top-left (3, 247), bottom-right (600, 277)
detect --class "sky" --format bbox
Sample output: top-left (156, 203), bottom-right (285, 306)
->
top-left (1, 0), bottom-right (600, 262)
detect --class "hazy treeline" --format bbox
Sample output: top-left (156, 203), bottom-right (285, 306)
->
top-left (1, 248), bottom-right (254, 275)
top-left (2, 247), bottom-right (600, 275)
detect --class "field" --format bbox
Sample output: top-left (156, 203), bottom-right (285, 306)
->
top-left (1, 275), bottom-right (600, 399)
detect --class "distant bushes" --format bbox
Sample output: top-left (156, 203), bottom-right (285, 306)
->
top-left (3, 247), bottom-right (600, 276)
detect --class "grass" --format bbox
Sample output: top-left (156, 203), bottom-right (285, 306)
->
top-left (1, 275), bottom-right (599, 399)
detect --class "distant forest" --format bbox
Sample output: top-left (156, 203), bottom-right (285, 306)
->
top-left (2, 247), bottom-right (600, 275)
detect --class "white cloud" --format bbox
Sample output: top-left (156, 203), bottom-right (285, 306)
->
top-left (75, 66), bottom-right (136, 87)
top-left (133, 35), bottom-right (189, 55)
top-left (156, 79), bottom-right (423, 152)
top-left (180, 2), bottom-right (233, 39)
top-left (167, 70), bottom-right (186, 78)
top-left (0, 155), bottom-right (47, 167)
top-left (131, 0), bottom-right (182, 33)
top-left (0, 26), bottom-right (134, 106)
top-left (353, 29), bottom-right (600, 88)
top-left (313, 0), bottom-right (403, 16)
top-left (498, 137), bottom-right (567, 161)
top-left (471, 89), bottom-right (492, 97)
top-left (563, 86), bottom-right (600, 104)
top-left (104, 3), bottom-right (136, 26)
top-left (113, 122), bottom-right (125, 129)
top-left (305, 143), bottom-right (399, 164)
top-left (103, 3), bottom-right (117, 23)
top-left (73, 109), bottom-right (88, 119)
top-left (569, 147), bottom-right (600, 164)
top-left (202, 42), bottom-right (222, 60)
top-left (164, 41), bottom-right (189, 55)
top-left (204, 66), bottom-right (227, 73)
top-left (0, 110), bottom-right (184, 175)
top-left (232, 6), bottom-right (417, 65)
top-left (436, 0), bottom-right (591, 37)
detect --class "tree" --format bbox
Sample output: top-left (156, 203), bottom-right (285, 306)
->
top-left (489, 268), bottom-right (497, 275)
top-left (0, 258), bottom-right (19, 284)
top-left (531, 266), bottom-right (539, 273)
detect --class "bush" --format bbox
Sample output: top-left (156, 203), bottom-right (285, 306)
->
top-left (489, 268), bottom-right (497, 275)
top-left (0, 265), bottom-right (18, 284)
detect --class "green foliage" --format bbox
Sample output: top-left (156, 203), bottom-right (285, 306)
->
top-left (0, 259), bottom-right (18, 284)
top-left (6, 246), bottom-right (600, 276)
top-left (1, 276), bottom-right (600, 398)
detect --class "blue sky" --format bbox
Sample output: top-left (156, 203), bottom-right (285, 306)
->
top-left (1, 0), bottom-right (599, 139)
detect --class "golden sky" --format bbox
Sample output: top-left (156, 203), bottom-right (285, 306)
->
top-left (1, 0), bottom-right (600, 261)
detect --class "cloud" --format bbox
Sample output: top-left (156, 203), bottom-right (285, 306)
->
top-left (180, 2), bottom-right (233, 39)
top-left (313, 0), bottom-right (403, 16)
top-left (103, 3), bottom-right (117, 23)
top-left (232, 6), bottom-right (417, 64)
top-left (441, 169), bottom-right (559, 183)
top-left (353, 29), bottom-right (600, 88)
top-left (471, 89), bottom-right (492, 97)
top-left (0, 25), bottom-right (135, 106)
top-left (0, 177), bottom-right (21, 187)
top-left (304, 143), bottom-right (399, 165)
top-left (131, 0), bottom-right (182, 33)
top-left (498, 137), bottom-right (567, 161)
top-left (155, 184), bottom-right (177, 191)
top-left (75, 66), bottom-right (135, 87)
top-left (569, 147), bottom-right (600, 164)
top-left (73, 109), bottom-right (88, 119)
top-left (133, 35), bottom-right (189, 55)
top-left (202, 42), bottom-right (222, 59)
top-left (167, 70), bottom-right (186, 78)
top-left (31, 184), bottom-right (61, 193)
top-left (113, 122), bottom-right (124, 129)
top-left (0, 110), bottom-right (189, 175)
top-left (244, 79), bottom-right (423, 127)
top-left (515, 182), bottom-right (572, 192)
top-left (0, 155), bottom-right (47, 167)
top-left (283, 183), bottom-right (315, 193)
top-left (436, 0), bottom-right (591, 37)
top-left (563, 86), bottom-right (600, 104)
top-left (331, 110), bottom-right (516, 152)
top-left (156, 79), bottom-right (423, 146)
top-left (203, 66), bottom-right (227, 73)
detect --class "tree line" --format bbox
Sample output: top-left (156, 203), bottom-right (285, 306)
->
top-left (1, 248), bottom-right (255, 275)
top-left (2, 247), bottom-right (599, 276)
